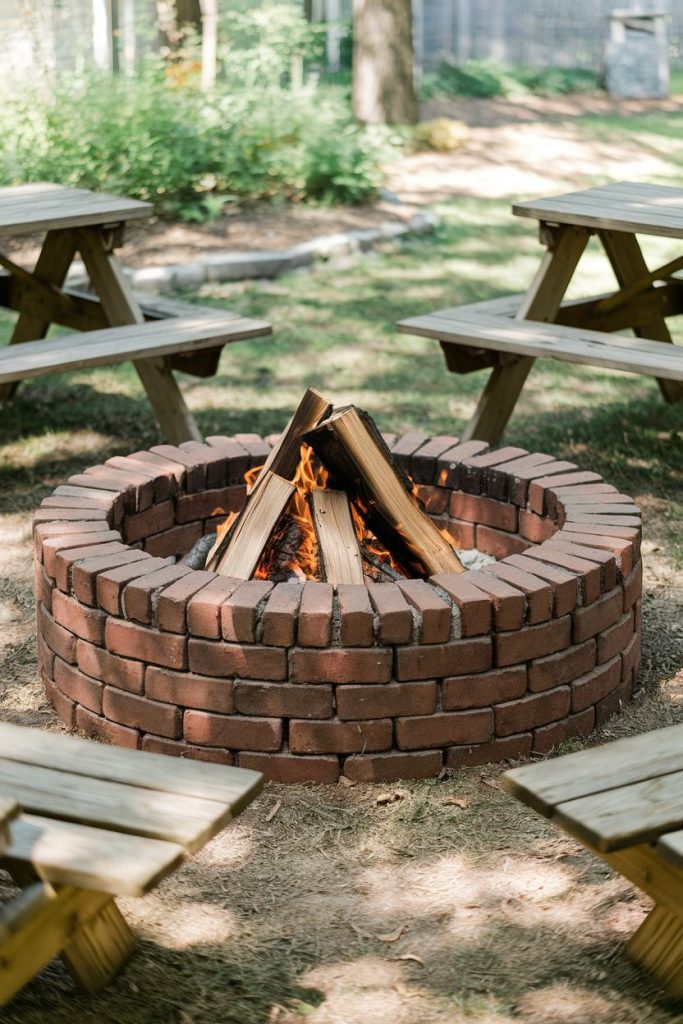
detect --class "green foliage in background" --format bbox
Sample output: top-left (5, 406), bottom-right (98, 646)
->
top-left (423, 58), bottom-right (600, 99)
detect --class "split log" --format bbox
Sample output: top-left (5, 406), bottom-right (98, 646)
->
top-left (310, 489), bottom-right (364, 585)
top-left (212, 472), bottom-right (295, 579)
top-left (305, 406), bottom-right (465, 576)
top-left (250, 387), bottom-right (332, 497)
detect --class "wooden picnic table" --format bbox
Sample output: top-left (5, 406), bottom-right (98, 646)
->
top-left (0, 797), bottom-right (19, 856)
top-left (503, 722), bottom-right (683, 997)
top-left (0, 183), bottom-right (272, 443)
top-left (398, 181), bottom-right (683, 443)
top-left (0, 721), bottom-right (264, 1005)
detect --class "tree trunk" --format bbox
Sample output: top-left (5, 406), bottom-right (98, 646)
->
top-left (352, 0), bottom-right (418, 125)
top-left (199, 0), bottom-right (217, 89)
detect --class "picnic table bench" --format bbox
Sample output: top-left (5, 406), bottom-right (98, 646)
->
top-left (502, 722), bottom-right (683, 997)
top-left (398, 181), bottom-right (683, 443)
top-left (0, 183), bottom-right (273, 444)
top-left (0, 721), bottom-right (264, 1006)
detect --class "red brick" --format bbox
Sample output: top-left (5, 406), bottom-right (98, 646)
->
top-left (485, 453), bottom-right (557, 501)
top-left (204, 436), bottom-right (252, 483)
top-left (463, 572), bottom-right (525, 630)
top-left (54, 657), bottom-right (103, 713)
top-left (551, 529), bottom-right (634, 578)
top-left (561, 502), bottom-right (640, 522)
top-left (396, 637), bottom-right (492, 681)
top-left (438, 515), bottom-right (477, 549)
top-left (563, 512), bottom-right (641, 529)
top-left (141, 735), bottom-right (234, 764)
top-left (495, 686), bottom-right (570, 736)
top-left (457, 446), bottom-right (528, 495)
top-left (54, 541), bottom-right (132, 592)
top-left (75, 705), bottom-right (139, 748)
top-left (621, 631), bottom-right (641, 682)
top-left (594, 674), bottom-right (633, 727)
top-left (397, 579), bottom-right (451, 643)
top-left (623, 560), bottom-right (643, 612)
top-left (189, 638), bottom-right (286, 680)
top-left (290, 647), bottom-right (392, 684)
top-left (498, 456), bottom-right (577, 506)
top-left (344, 750), bottom-right (443, 782)
top-left (557, 491), bottom-right (632, 507)
top-left (104, 686), bottom-right (182, 738)
top-left (234, 680), bottom-right (333, 718)
top-left (496, 616), bottom-right (571, 667)
top-left (42, 530), bottom-right (122, 578)
top-left (44, 675), bottom-right (75, 728)
top-left (483, 563), bottom-right (552, 624)
top-left (476, 526), bottom-right (529, 559)
top-left (233, 433), bottom-right (271, 463)
top-left (150, 444), bottom-right (209, 491)
top-left (435, 440), bottom-right (489, 487)
top-left (96, 556), bottom-right (171, 615)
top-left (528, 639), bottom-right (596, 693)
top-left (76, 639), bottom-right (145, 694)
top-left (367, 583), bottom-right (414, 644)
top-left (187, 577), bottom-right (242, 638)
top-left (35, 563), bottom-right (53, 613)
top-left (505, 553), bottom-right (579, 617)
top-left (532, 707), bottom-right (595, 755)
top-left (46, 486), bottom-right (123, 514)
top-left (560, 521), bottom-right (640, 560)
top-left (545, 539), bottom-right (618, 591)
top-left (430, 574), bottom-right (491, 636)
top-left (544, 483), bottom-right (618, 515)
top-left (175, 485), bottom-right (245, 524)
top-left (123, 501), bottom-right (174, 544)
top-left (106, 618), bottom-right (187, 670)
top-left (571, 656), bottom-right (621, 712)
top-left (146, 665), bottom-right (234, 713)
top-left (298, 581), bottom-right (334, 647)
top-left (238, 751), bottom-right (339, 784)
top-left (445, 733), bottom-right (532, 767)
top-left (33, 507), bottom-right (110, 527)
top-left (144, 522), bottom-right (202, 558)
top-left (290, 717), bottom-right (392, 754)
top-left (125, 449), bottom-right (186, 487)
top-left (573, 588), bottom-right (623, 643)
top-left (337, 680), bottom-right (437, 720)
top-left (528, 471), bottom-right (605, 514)
top-left (39, 604), bottom-right (76, 663)
top-left (34, 519), bottom-right (113, 557)
top-left (597, 610), bottom-right (634, 664)
top-left (449, 491), bottom-right (518, 531)
top-left (397, 708), bottom-right (493, 750)
top-left (71, 550), bottom-right (151, 605)
top-left (413, 483), bottom-right (449, 515)
top-left (156, 571), bottom-right (216, 633)
top-left (337, 584), bottom-right (374, 647)
top-left (410, 435), bottom-right (460, 484)
top-left (261, 583), bottom-right (303, 647)
top-left (222, 581), bottom-right (273, 642)
top-left (518, 510), bottom-right (557, 544)
top-left (522, 546), bottom-right (601, 605)
top-left (106, 454), bottom-right (174, 501)
top-left (52, 589), bottom-right (106, 645)
top-left (442, 666), bottom-right (527, 709)
top-left (123, 564), bottom-right (191, 625)
top-left (184, 709), bottom-right (282, 750)
top-left (37, 634), bottom-right (55, 680)
top-left (78, 466), bottom-right (155, 508)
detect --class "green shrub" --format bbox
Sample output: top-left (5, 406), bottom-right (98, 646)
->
top-left (423, 59), bottom-right (600, 100)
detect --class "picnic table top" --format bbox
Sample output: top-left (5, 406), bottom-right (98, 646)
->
top-left (513, 181), bottom-right (683, 240)
top-left (502, 722), bottom-right (683, 863)
top-left (0, 183), bottom-right (152, 238)
top-left (0, 722), bottom-right (264, 895)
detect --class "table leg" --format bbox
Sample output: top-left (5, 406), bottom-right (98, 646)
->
top-left (76, 228), bottom-right (202, 444)
top-left (461, 225), bottom-right (590, 443)
top-left (626, 903), bottom-right (683, 997)
top-left (0, 229), bottom-right (78, 401)
top-left (599, 229), bottom-right (683, 404)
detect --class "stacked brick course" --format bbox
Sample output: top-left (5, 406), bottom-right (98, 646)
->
top-left (35, 433), bottom-right (643, 783)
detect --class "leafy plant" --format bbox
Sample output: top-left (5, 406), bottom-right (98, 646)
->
top-left (422, 59), bottom-right (600, 100)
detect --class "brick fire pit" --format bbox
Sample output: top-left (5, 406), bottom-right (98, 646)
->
top-left (34, 434), bottom-right (643, 783)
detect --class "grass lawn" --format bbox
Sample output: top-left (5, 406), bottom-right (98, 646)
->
top-left (1, 136), bottom-right (682, 1020)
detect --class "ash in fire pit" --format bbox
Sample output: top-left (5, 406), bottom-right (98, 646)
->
top-left (34, 388), bottom-right (644, 784)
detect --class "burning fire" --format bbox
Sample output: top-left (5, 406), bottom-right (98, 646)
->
top-left (214, 443), bottom-right (409, 582)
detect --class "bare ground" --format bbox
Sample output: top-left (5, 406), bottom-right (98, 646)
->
top-left (1, 92), bottom-right (683, 1023)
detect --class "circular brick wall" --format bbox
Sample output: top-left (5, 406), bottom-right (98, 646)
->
top-left (34, 433), bottom-right (643, 784)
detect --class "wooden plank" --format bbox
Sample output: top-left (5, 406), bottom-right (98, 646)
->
top-left (0, 759), bottom-right (235, 853)
top-left (311, 489), bottom-right (364, 585)
top-left (398, 311), bottom-right (683, 380)
top-left (251, 387), bottom-right (333, 496)
top-left (501, 722), bottom-right (683, 816)
top-left (0, 313), bottom-right (271, 382)
top-left (513, 186), bottom-right (683, 240)
top-left (625, 904), bottom-right (683, 998)
top-left (0, 883), bottom-right (111, 1006)
top-left (552, 768), bottom-right (683, 852)
top-left (604, 843), bottom-right (683, 920)
top-left (61, 900), bottom-right (136, 993)
top-left (0, 722), bottom-right (263, 813)
top-left (3, 814), bottom-right (185, 897)
top-left (0, 183), bottom-right (151, 237)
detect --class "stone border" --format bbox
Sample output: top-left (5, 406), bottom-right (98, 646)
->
top-left (65, 212), bottom-right (436, 293)
top-left (34, 433), bottom-right (643, 784)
